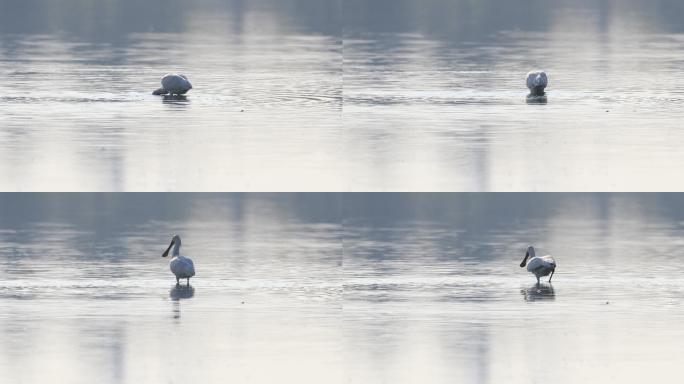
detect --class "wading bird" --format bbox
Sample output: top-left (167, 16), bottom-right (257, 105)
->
top-left (162, 234), bottom-right (195, 286)
top-left (153, 74), bottom-right (192, 96)
top-left (519, 245), bottom-right (556, 285)
top-left (526, 71), bottom-right (548, 100)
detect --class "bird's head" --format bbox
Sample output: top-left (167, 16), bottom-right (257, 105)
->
top-left (162, 234), bottom-right (182, 257)
top-left (520, 245), bottom-right (535, 267)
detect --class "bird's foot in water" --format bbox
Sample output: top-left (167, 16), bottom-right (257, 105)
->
top-left (163, 94), bottom-right (188, 101)
top-left (526, 93), bottom-right (547, 104)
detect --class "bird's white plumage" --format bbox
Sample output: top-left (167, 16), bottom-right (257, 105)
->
top-left (526, 255), bottom-right (556, 273)
top-left (156, 73), bottom-right (192, 95)
top-left (526, 71), bottom-right (548, 96)
top-left (526, 71), bottom-right (548, 89)
top-left (163, 235), bottom-right (195, 285)
top-left (170, 255), bottom-right (195, 279)
top-left (520, 245), bottom-right (556, 284)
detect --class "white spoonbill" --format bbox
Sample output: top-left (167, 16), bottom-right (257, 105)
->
top-left (153, 74), bottom-right (192, 96)
top-left (519, 245), bottom-right (556, 285)
top-left (162, 234), bottom-right (195, 286)
top-left (526, 70), bottom-right (548, 97)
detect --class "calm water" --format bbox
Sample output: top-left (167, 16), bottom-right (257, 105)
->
top-left (3, 1), bottom-right (684, 191)
top-left (0, 194), bottom-right (343, 383)
top-left (2, 194), bottom-right (684, 383)
top-left (0, 0), bottom-right (342, 191)
top-left (343, 0), bottom-right (684, 191)
top-left (342, 194), bottom-right (684, 383)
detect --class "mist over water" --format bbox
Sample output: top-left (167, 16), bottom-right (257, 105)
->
top-left (2, 1), bottom-right (684, 190)
top-left (342, 193), bottom-right (684, 383)
top-left (343, 0), bottom-right (684, 191)
top-left (0, 0), bottom-right (342, 191)
top-left (2, 0), bottom-right (684, 381)
top-left (2, 194), bottom-right (684, 383)
top-left (0, 194), bottom-right (343, 383)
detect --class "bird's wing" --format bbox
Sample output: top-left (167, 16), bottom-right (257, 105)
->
top-left (527, 256), bottom-right (555, 271)
top-left (538, 72), bottom-right (548, 87)
top-left (185, 257), bottom-right (195, 276)
top-left (161, 75), bottom-right (177, 90)
top-left (526, 71), bottom-right (548, 89)
top-left (540, 255), bottom-right (556, 267)
top-left (526, 72), bottom-right (537, 89)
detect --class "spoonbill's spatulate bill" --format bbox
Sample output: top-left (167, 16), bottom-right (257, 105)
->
top-left (519, 245), bottom-right (556, 284)
top-left (153, 74), bottom-right (192, 96)
top-left (526, 71), bottom-right (548, 97)
top-left (162, 234), bottom-right (196, 286)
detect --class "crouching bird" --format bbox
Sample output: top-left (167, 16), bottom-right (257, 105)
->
top-left (153, 74), bottom-right (192, 96)
top-left (526, 71), bottom-right (548, 96)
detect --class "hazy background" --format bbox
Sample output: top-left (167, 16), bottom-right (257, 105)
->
top-left (2, 193), bottom-right (684, 383)
top-left (343, 0), bottom-right (684, 190)
top-left (2, 0), bottom-right (684, 190)
top-left (342, 193), bottom-right (684, 383)
top-left (344, 0), bottom-right (684, 36)
top-left (0, 193), bottom-right (343, 383)
top-left (0, 0), bottom-right (340, 37)
top-left (0, 0), bottom-right (342, 191)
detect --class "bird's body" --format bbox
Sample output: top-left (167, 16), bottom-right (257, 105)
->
top-left (520, 245), bottom-right (556, 285)
top-left (170, 255), bottom-right (195, 280)
top-left (526, 71), bottom-right (548, 97)
top-left (162, 235), bottom-right (195, 286)
top-left (153, 74), bottom-right (192, 96)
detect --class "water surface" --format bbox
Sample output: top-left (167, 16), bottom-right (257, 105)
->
top-left (2, 193), bottom-right (684, 383)
top-left (0, 0), bottom-right (342, 191)
top-left (343, 0), bottom-right (684, 191)
top-left (342, 193), bottom-right (684, 383)
top-left (0, 194), bottom-right (343, 383)
top-left (5, 1), bottom-right (684, 190)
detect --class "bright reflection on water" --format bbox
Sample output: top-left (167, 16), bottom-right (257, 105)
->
top-left (343, 194), bottom-right (684, 383)
top-left (0, 0), bottom-right (341, 191)
top-left (4, 1), bottom-right (684, 191)
top-left (3, 194), bottom-right (684, 383)
top-left (343, 0), bottom-right (684, 191)
top-left (0, 194), bottom-right (343, 383)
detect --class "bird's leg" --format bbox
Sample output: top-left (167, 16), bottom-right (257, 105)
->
top-left (176, 277), bottom-right (180, 286)
top-left (536, 276), bottom-right (540, 286)
top-left (549, 268), bottom-right (555, 283)
top-left (187, 277), bottom-right (190, 286)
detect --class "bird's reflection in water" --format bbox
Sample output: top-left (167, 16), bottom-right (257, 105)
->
top-left (170, 285), bottom-right (195, 300)
top-left (521, 284), bottom-right (555, 302)
top-left (162, 95), bottom-right (189, 105)
top-left (526, 94), bottom-right (547, 105)
top-left (169, 285), bottom-right (195, 319)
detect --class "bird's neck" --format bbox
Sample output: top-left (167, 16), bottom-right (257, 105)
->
top-left (172, 243), bottom-right (181, 257)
